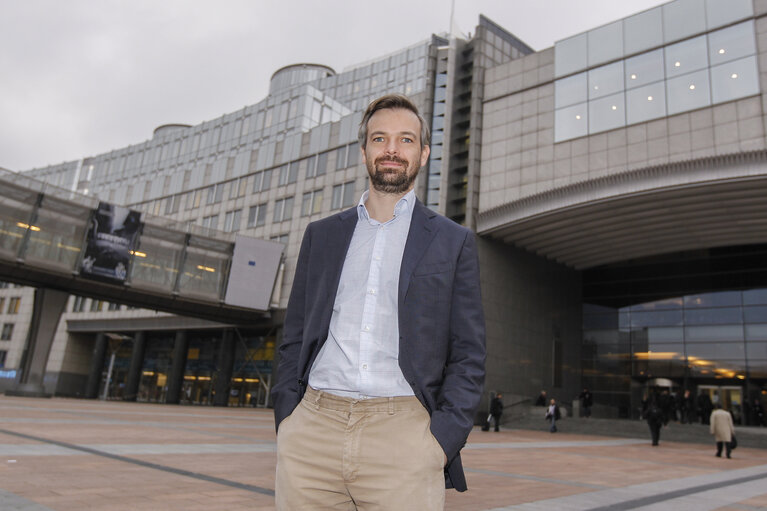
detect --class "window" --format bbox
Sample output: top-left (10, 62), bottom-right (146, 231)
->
top-left (315, 151), bottom-right (329, 176)
top-left (270, 233), bottom-right (289, 245)
top-left (90, 300), bottom-right (104, 312)
top-left (273, 196), bottom-right (294, 223)
top-left (335, 146), bottom-right (347, 170)
top-left (301, 189), bottom-right (324, 216)
top-left (71, 296), bottom-right (86, 312)
top-left (247, 203), bottom-right (267, 228)
top-left (206, 184), bottom-right (224, 205)
top-left (7, 297), bottom-right (20, 314)
top-left (0, 350), bottom-right (6, 368)
top-left (229, 177), bottom-right (247, 199)
top-left (277, 164), bottom-right (297, 186)
top-left (164, 194), bottom-right (180, 215)
top-left (252, 169), bottom-right (273, 192)
top-left (202, 214), bottom-right (219, 230)
top-left (303, 156), bottom-right (317, 179)
top-left (347, 142), bottom-right (360, 167)
top-left (107, 302), bottom-right (120, 311)
top-left (1, 323), bottom-right (13, 341)
top-left (331, 181), bottom-right (357, 210)
top-left (0, 281), bottom-right (8, 289)
top-left (0, 298), bottom-right (4, 313)
top-left (223, 209), bottom-right (242, 232)
top-left (186, 190), bottom-right (202, 210)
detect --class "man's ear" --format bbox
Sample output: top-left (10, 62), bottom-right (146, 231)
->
top-left (420, 145), bottom-right (430, 167)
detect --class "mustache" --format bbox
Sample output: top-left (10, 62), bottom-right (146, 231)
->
top-left (374, 155), bottom-right (409, 166)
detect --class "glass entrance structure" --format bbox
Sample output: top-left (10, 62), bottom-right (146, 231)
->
top-left (582, 245), bottom-right (767, 422)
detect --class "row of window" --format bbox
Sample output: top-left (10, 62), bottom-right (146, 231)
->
top-left (1, 323), bottom-right (13, 341)
top-left (555, 20), bottom-right (759, 142)
top-left (71, 296), bottom-right (127, 313)
top-left (0, 297), bottom-right (21, 315)
top-left (141, 142), bottom-right (360, 218)
top-left (198, 181), bottom-right (357, 232)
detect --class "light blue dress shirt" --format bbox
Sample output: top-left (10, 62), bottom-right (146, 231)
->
top-left (308, 189), bottom-right (416, 399)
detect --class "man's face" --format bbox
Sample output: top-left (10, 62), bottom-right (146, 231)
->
top-left (361, 108), bottom-right (430, 195)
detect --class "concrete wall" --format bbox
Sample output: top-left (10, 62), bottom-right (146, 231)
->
top-left (477, 236), bottom-right (582, 414)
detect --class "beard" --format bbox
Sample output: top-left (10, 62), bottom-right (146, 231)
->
top-left (366, 154), bottom-right (420, 194)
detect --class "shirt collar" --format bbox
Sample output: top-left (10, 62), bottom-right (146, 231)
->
top-left (357, 188), bottom-right (416, 224)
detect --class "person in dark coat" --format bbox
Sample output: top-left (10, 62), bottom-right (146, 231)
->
top-left (578, 388), bottom-right (593, 418)
top-left (698, 393), bottom-right (713, 425)
top-left (659, 389), bottom-right (674, 425)
top-left (678, 389), bottom-right (696, 424)
top-left (644, 393), bottom-right (664, 446)
top-left (489, 393), bottom-right (504, 432)
top-left (753, 398), bottom-right (765, 427)
top-left (545, 398), bottom-right (561, 433)
top-left (535, 390), bottom-right (547, 407)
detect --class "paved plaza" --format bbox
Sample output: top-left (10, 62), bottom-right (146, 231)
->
top-left (0, 396), bottom-right (766, 510)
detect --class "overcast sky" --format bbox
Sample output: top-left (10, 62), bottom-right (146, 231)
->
top-left (0, 0), bottom-right (667, 172)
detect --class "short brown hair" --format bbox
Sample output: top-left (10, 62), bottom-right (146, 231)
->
top-left (358, 94), bottom-right (430, 150)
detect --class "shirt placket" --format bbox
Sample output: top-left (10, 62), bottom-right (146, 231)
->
top-left (358, 222), bottom-right (386, 398)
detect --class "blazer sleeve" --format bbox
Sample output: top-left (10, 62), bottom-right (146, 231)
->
top-left (270, 223), bottom-right (312, 432)
top-left (430, 230), bottom-right (486, 462)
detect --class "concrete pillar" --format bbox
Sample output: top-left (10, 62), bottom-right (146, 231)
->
top-left (7, 288), bottom-right (69, 398)
top-left (213, 329), bottom-right (235, 407)
top-left (165, 330), bottom-right (188, 404)
top-left (124, 331), bottom-right (146, 402)
top-left (84, 333), bottom-right (108, 399)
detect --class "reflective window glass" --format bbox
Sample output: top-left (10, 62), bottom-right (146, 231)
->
top-left (686, 342), bottom-right (745, 360)
top-left (747, 341), bottom-right (767, 358)
top-left (625, 49), bottom-right (664, 89)
top-left (588, 20), bottom-right (623, 67)
top-left (745, 324), bottom-right (767, 341)
top-left (710, 55), bottom-right (760, 104)
top-left (555, 72), bottom-right (587, 108)
top-left (666, 69), bottom-right (710, 115)
top-left (583, 329), bottom-right (621, 344)
top-left (684, 307), bottom-right (743, 325)
top-left (744, 306), bottom-right (767, 325)
top-left (663, 0), bottom-right (707, 43)
top-left (708, 21), bottom-right (756, 66)
top-left (686, 324), bottom-right (743, 342)
top-left (589, 62), bottom-right (624, 100)
top-left (554, 103), bottom-right (588, 142)
top-left (588, 92), bottom-right (626, 134)
top-left (555, 32), bottom-right (588, 77)
top-left (665, 36), bottom-right (708, 78)
top-left (646, 326), bottom-right (684, 343)
top-left (744, 289), bottom-right (767, 305)
top-left (706, 0), bottom-right (753, 31)
top-left (626, 81), bottom-right (667, 125)
top-left (684, 291), bottom-right (742, 307)
top-left (624, 6), bottom-right (663, 55)
top-left (629, 309), bottom-right (683, 327)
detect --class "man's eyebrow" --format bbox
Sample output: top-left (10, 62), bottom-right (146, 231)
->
top-left (369, 130), bottom-right (418, 138)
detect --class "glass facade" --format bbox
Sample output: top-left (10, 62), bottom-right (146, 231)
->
top-left (583, 247), bottom-right (767, 422)
top-left (554, 0), bottom-right (758, 142)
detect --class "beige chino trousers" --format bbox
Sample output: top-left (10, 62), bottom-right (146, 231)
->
top-left (275, 387), bottom-right (446, 510)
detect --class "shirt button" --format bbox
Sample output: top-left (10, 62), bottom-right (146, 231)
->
top-left (362, 364), bottom-right (368, 370)
top-left (364, 325), bottom-right (370, 331)
top-left (368, 288), bottom-right (375, 295)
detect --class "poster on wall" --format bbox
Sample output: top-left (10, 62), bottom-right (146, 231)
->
top-left (80, 202), bottom-right (142, 282)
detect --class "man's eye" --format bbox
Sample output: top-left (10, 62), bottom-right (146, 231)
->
top-left (401, 137), bottom-right (413, 143)
top-left (372, 136), bottom-right (384, 142)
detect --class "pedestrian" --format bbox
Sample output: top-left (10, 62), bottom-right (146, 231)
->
top-left (489, 393), bottom-right (504, 432)
top-left (578, 388), bottom-right (593, 418)
top-left (271, 93), bottom-right (486, 510)
top-left (535, 390), bottom-right (547, 406)
top-left (644, 393), bottom-right (664, 446)
top-left (545, 398), bottom-right (561, 433)
top-left (697, 392), bottom-right (713, 425)
top-left (679, 389), bottom-right (695, 424)
top-left (710, 403), bottom-right (736, 458)
top-left (753, 398), bottom-right (765, 427)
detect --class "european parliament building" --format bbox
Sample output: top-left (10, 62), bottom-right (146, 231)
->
top-left (2, 0), bottom-right (767, 421)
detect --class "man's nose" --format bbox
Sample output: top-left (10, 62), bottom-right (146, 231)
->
top-left (384, 139), bottom-right (399, 154)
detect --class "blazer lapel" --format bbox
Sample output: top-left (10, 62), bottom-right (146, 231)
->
top-left (398, 200), bottom-right (438, 306)
top-left (325, 207), bottom-right (358, 300)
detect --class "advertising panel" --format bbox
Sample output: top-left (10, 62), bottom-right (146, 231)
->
top-left (80, 202), bottom-right (141, 282)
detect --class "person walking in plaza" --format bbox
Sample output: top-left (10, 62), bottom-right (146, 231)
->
top-left (578, 388), bottom-right (593, 418)
top-left (271, 93), bottom-right (486, 510)
top-left (535, 390), bottom-right (547, 406)
top-left (710, 403), bottom-right (736, 458)
top-left (698, 392), bottom-right (713, 425)
top-left (546, 398), bottom-right (561, 433)
top-left (489, 392), bottom-right (504, 432)
top-left (644, 393), bottom-right (664, 446)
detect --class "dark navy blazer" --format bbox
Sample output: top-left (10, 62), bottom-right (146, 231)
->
top-left (271, 199), bottom-right (486, 492)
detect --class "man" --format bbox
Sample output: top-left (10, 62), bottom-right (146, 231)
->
top-left (710, 403), bottom-right (736, 458)
top-left (546, 398), bottom-right (561, 433)
top-left (486, 392), bottom-right (503, 432)
top-left (578, 388), bottom-right (593, 418)
top-left (271, 94), bottom-right (486, 510)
